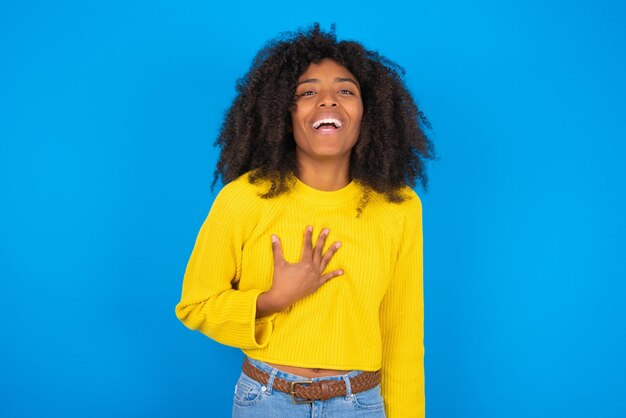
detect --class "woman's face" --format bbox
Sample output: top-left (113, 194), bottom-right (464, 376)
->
top-left (291, 59), bottom-right (363, 166)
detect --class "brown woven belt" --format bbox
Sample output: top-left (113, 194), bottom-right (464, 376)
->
top-left (242, 358), bottom-right (381, 404)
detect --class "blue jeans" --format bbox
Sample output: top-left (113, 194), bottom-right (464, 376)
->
top-left (232, 357), bottom-right (387, 417)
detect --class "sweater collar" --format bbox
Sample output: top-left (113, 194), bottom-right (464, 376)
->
top-left (290, 175), bottom-right (361, 206)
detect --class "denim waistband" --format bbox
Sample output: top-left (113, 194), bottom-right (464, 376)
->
top-left (245, 356), bottom-right (364, 383)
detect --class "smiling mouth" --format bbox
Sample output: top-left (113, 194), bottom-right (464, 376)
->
top-left (312, 118), bottom-right (344, 130)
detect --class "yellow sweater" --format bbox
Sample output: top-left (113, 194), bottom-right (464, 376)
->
top-left (175, 172), bottom-right (425, 417)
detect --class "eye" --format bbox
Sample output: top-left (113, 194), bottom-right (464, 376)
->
top-left (339, 89), bottom-right (353, 95)
top-left (296, 90), bottom-right (316, 98)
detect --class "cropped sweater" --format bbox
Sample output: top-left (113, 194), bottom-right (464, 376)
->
top-left (175, 172), bottom-right (425, 417)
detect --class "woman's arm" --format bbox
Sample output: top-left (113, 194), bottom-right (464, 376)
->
top-left (175, 180), bottom-right (343, 348)
top-left (379, 193), bottom-right (425, 417)
top-left (175, 182), bottom-right (275, 349)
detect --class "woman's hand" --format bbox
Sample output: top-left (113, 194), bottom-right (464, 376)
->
top-left (256, 226), bottom-right (343, 318)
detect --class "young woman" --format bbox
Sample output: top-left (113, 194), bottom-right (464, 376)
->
top-left (175, 24), bottom-right (434, 417)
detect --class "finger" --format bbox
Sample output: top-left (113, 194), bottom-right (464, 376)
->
top-left (271, 234), bottom-right (285, 266)
top-left (320, 269), bottom-right (344, 285)
top-left (313, 228), bottom-right (330, 264)
top-left (300, 225), bottom-right (313, 260)
top-left (320, 241), bottom-right (342, 272)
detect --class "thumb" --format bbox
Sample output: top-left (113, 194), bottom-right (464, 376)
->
top-left (271, 234), bottom-right (284, 265)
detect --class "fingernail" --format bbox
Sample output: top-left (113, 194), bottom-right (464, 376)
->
top-left (307, 225), bottom-right (313, 232)
top-left (271, 235), bottom-right (277, 243)
top-left (323, 228), bottom-right (330, 235)
top-left (335, 242), bottom-right (342, 248)
top-left (338, 270), bottom-right (344, 275)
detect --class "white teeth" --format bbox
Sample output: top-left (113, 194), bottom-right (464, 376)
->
top-left (312, 118), bottom-right (343, 129)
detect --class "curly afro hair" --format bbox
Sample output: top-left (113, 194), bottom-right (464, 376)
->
top-left (214, 23), bottom-right (435, 206)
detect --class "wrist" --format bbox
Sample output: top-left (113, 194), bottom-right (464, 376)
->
top-left (256, 290), bottom-right (288, 318)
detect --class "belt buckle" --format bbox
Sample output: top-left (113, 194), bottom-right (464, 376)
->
top-left (291, 380), bottom-right (314, 404)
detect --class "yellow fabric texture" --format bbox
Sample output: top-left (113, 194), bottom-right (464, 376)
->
top-left (175, 172), bottom-right (425, 417)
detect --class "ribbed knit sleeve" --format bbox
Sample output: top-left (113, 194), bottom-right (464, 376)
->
top-left (379, 192), bottom-right (425, 418)
top-left (175, 179), bottom-right (276, 349)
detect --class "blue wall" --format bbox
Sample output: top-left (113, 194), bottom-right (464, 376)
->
top-left (1, 1), bottom-right (625, 417)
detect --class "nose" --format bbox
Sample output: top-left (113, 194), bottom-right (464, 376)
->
top-left (317, 90), bottom-right (338, 107)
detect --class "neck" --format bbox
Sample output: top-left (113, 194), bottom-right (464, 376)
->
top-left (296, 155), bottom-right (351, 191)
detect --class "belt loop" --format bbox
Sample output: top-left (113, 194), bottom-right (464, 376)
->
top-left (266, 367), bottom-right (278, 394)
top-left (343, 374), bottom-right (353, 400)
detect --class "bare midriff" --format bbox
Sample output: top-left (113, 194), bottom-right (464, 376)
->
top-left (265, 362), bottom-right (352, 378)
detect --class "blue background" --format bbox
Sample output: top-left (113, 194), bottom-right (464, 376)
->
top-left (1, 0), bottom-right (625, 417)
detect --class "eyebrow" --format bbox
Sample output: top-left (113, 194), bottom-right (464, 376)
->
top-left (296, 77), bottom-right (360, 88)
